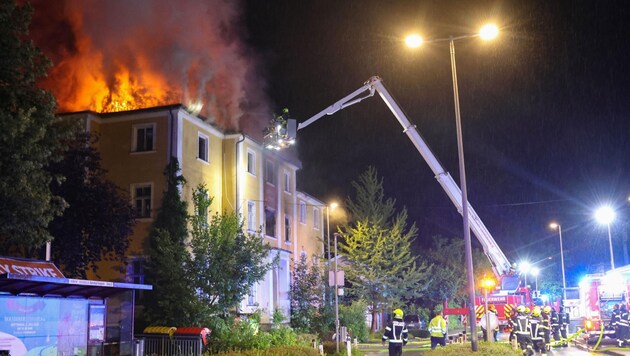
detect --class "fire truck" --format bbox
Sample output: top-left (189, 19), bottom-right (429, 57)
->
top-left (265, 76), bottom-right (531, 328)
top-left (578, 264), bottom-right (630, 342)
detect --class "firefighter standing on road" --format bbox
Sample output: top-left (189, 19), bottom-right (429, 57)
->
top-left (428, 310), bottom-right (447, 350)
top-left (529, 307), bottom-right (548, 355)
top-left (558, 306), bottom-right (569, 347)
top-left (541, 306), bottom-right (552, 344)
top-left (382, 308), bottom-right (408, 356)
top-left (617, 304), bottom-right (630, 347)
top-left (550, 306), bottom-right (561, 343)
top-left (514, 305), bottom-right (531, 351)
top-left (611, 304), bottom-right (621, 338)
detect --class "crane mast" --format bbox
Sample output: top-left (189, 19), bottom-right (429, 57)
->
top-left (296, 76), bottom-right (513, 279)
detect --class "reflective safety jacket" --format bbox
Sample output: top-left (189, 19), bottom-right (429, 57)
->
top-left (382, 318), bottom-right (408, 345)
top-left (515, 314), bottom-right (530, 336)
top-left (429, 315), bottom-right (447, 338)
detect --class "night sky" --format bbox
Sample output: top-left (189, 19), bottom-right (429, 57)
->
top-left (243, 0), bottom-right (630, 284)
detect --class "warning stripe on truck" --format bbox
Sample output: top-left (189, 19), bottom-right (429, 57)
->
top-left (475, 305), bottom-right (484, 319)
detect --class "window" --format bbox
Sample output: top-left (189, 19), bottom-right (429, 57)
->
top-left (283, 171), bottom-right (291, 192)
top-left (247, 150), bottom-right (256, 175)
top-left (126, 258), bottom-right (145, 284)
top-left (299, 201), bottom-right (306, 224)
top-left (133, 123), bottom-right (155, 152)
top-left (247, 284), bottom-right (257, 306)
top-left (198, 133), bottom-right (209, 162)
top-left (265, 160), bottom-right (275, 185)
top-left (313, 208), bottom-right (320, 229)
top-left (247, 201), bottom-right (256, 231)
top-left (133, 184), bottom-right (152, 218)
top-left (284, 215), bottom-right (291, 243)
top-left (265, 208), bottom-right (276, 237)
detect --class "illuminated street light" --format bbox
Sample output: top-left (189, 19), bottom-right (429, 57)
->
top-left (549, 222), bottom-right (567, 301)
top-left (595, 206), bottom-right (616, 270)
top-left (405, 34), bottom-right (423, 48)
top-left (406, 23), bottom-right (499, 352)
top-left (519, 261), bottom-right (531, 287)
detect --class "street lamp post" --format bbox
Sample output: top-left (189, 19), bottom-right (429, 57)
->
top-left (481, 277), bottom-right (495, 342)
top-left (406, 24), bottom-right (499, 351)
top-left (549, 223), bottom-right (567, 301)
top-left (334, 232), bottom-right (340, 353)
top-left (531, 267), bottom-right (540, 297)
top-left (326, 202), bottom-right (338, 304)
top-left (595, 206), bottom-right (616, 270)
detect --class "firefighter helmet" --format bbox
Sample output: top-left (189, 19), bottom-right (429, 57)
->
top-left (393, 308), bottom-right (404, 319)
top-left (517, 305), bottom-right (525, 313)
top-left (488, 304), bottom-right (496, 312)
top-left (525, 307), bottom-right (531, 314)
top-left (532, 306), bottom-right (541, 317)
top-left (543, 306), bottom-right (552, 314)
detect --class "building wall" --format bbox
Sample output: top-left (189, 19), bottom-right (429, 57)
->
top-left (68, 106), bottom-right (323, 324)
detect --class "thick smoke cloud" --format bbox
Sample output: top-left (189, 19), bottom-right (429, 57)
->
top-left (30, 0), bottom-right (271, 137)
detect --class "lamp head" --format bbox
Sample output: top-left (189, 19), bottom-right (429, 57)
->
top-left (595, 206), bottom-right (616, 225)
top-left (405, 34), bottom-right (423, 48)
top-left (479, 24), bottom-right (499, 41)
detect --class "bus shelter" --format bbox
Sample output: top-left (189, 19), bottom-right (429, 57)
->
top-left (0, 257), bottom-right (152, 356)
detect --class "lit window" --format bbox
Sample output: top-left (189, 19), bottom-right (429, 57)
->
top-left (313, 208), bottom-right (320, 229)
top-left (299, 201), bottom-right (306, 224)
top-left (285, 215), bottom-right (291, 243)
top-left (247, 201), bottom-right (256, 231)
top-left (198, 133), bottom-right (209, 162)
top-left (133, 124), bottom-right (155, 152)
top-left (265, 160), bottom-right (275, 185)
top-left (247, 150), bottom-right (256, 175)
top-left (265, 208), bottom-right (276, 237)
top-left (133, 184), bottom-right (152, 218)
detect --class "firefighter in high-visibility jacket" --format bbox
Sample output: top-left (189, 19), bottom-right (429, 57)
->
top-left (550, 306), bottom-right (561, 343)
top-left (529, 306), bottom-right (548, 355)
top-left (428, 310), bottom-right (447, 350)
top-left (382, 308), bottom-right (408, 356)
top-left (514, 305), bottom-right (531, 350)
top-left (541, 306), bottom-right (552, 344)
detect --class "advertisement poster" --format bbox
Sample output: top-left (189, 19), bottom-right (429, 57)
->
top-left (0, 296), bottom-right (87, 356)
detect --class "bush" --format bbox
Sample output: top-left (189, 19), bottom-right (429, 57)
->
top-left (339, 301), bottom-right (369, 342)
top-left (422, 342), bottom-right (521, 355)
top-left (269, 326), bottom-right (297, 347)
top-left (321, 341), bottom-right (365, 356)
top-left (212, 345), bottom-right (320, 356)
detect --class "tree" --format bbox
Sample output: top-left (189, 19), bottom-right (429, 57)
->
top-left (143, 159), bottom-right (197, 327)
top-left (188, 184), bottom-right (276, 322)
top-left (47, 132), bottom-right (135, 278)
top-left (0, 0), bottom-right (70, 251)
top-left (290, 253), bottom-right (323, 332)
top-left (340, 167), bottom-right (430, 332)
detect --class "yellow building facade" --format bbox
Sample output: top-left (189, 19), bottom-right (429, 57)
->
top-left (62, 105), bottom-right (324, 323)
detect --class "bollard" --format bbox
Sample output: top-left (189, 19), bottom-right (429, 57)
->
top-left (312, 339), bottom-right (317, 349)
top-left (353, 337), bottom-right (358, 347)
top-left (318, 344), bottom-right (324, 356)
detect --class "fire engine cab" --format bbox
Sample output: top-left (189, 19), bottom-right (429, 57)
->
top-left (579, 264), bottom-right (630, 342)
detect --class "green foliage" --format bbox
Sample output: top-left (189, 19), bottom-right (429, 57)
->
top-left (47, 132), bottom-right (135, 278)
top-left (322, 341), bottom-right (365, 356)
top-left (0, 0), bottom-right (70, 250)
top-left (310, 302), bottom-right (335, 341)
top-left (339, 300), bottom-right (369, 342)
top-left (189, 184), bottom-right (276, 320)
top-left (143, 159), bottom-right (198, 327)
top-left (422, 342), bottom-right (521, 355)
top-left (290, 254), bottom-right (323, 332)
top-left (340, 167), bottom-right (430, 331)
top-left (212, 345), bottom-right (320, 356)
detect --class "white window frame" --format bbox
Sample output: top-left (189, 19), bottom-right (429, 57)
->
top-left (313, 208), bottom-right (320, 230)
top-left (283, 171), bottom-right (291, 193)
top-left (299, 201), bottom-right (306, 224)
top-left (265, 160), bottom-right (275, 185)
top-left (247, 149), bottom-right (256, 176)
top-left (132, 123), bottom-right (156, 153)
top-left (247, 201), bottom-right (256, 232)
top-left (131, 182), bottom-right (153, 219)
top-left (197, 132), bottom-right (209, 162)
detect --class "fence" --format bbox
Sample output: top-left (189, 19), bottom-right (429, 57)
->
top-left (140, 326), bottom-right (210, 356)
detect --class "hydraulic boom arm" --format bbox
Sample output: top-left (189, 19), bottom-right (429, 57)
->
top-left (299, 76), bottom-right (512, 278)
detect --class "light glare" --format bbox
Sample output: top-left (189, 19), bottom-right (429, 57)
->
top-left (479, 24), bottom-right (499, 40)
top-left (549, 222), bottom-right (559, 229)
top-left (595, 206), bottom-right (615, 225)
top-left (405, 34), bottom-right (423, 48)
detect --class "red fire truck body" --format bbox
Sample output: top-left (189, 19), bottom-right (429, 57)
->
top-left (474, 287), bottom-right (533, 329)
top-left (579, 264), bottom-right (630, 341)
